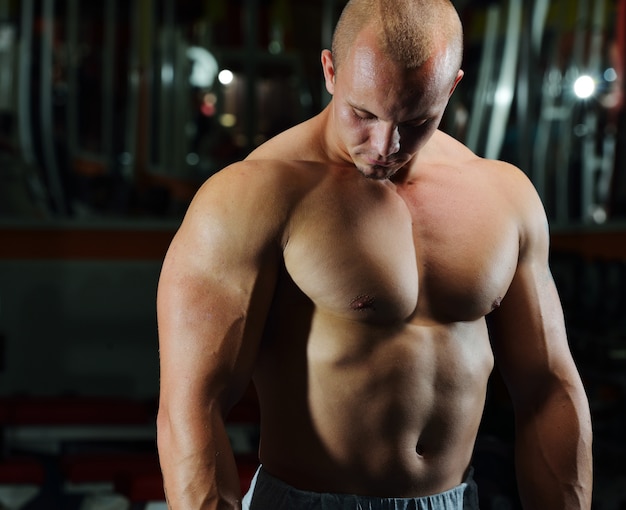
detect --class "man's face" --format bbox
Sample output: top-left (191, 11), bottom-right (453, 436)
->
top-left (323, 31), bottom-right (461, 180)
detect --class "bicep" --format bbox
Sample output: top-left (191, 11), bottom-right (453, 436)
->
top-left (157, 254), bottom-right (257, 414)
top-left (157, 180), bottom-right (280, 416)
top-left (488, 193), bottom-right (577, 407)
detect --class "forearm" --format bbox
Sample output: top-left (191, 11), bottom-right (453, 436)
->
top-left (157, 404), bottom-right (242, 510)
top-left (514, 382), bottom-right (593, 510)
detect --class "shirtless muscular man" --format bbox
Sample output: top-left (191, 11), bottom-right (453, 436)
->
top-left (156, 0), bottom-right (593, 508)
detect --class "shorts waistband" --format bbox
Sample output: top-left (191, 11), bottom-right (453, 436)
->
top-left (245, 466), bottom-right (480, 510)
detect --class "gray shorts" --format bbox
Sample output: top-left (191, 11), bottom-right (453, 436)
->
top-left (242, 466), bottom-right (480, 510)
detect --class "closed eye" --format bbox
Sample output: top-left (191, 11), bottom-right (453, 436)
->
top-left (401, 118), bottom-right (430, 129)
top-left (352, 108), bottom-right (376, 121)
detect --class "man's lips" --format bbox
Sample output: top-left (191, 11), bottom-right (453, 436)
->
top-left (368, 158), bottom-right (395, 167)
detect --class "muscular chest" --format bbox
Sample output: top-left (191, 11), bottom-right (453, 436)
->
top-left (283, 171), bottom-right (518, 323)
top-left (401, 177), bottom-right (519, 321)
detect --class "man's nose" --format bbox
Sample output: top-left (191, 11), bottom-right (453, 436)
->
top-left (372, 122), bottom-right (400, 158)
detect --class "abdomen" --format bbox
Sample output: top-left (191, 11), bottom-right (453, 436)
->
top-left (254, 311), bottom-right (493, 497)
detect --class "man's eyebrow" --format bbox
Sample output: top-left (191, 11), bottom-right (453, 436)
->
top-left (348, 102), bottom-right (373, 113)
top-left (348, 101), bottom-right (430, 124)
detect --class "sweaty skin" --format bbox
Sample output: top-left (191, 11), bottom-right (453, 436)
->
top-left (157, 22), bottom-right (592, 510)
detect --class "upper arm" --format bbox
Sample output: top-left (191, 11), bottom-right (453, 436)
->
top-left (157, 164), bottom-right (283, 417)
top-left (487, 170), bottom-right (580, 408)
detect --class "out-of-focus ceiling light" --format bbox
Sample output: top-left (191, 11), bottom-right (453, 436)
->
top-left (604, 67), bottom-right (617, 82)
top-left (573, 75), bottom-right (595, 99)
top-left (218, 69), bottom-right (234, 86)
top-left (187, 47), bottom-right (219, 88)
top-left (219, 113), bottom-right (237, 127)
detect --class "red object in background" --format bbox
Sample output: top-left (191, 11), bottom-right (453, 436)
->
top-left (61, 453), bottom-right (161, 485)
top-left (236, 454), bottom-right (259, 496)
top-left (0, 396), bottom-right (156, 426)
top-left (617, 0), bottom-right (625, 110)
top-left (0, 457), bottom-right (45, 484)
top-left (115, 471), bottom-right (166, 503)
top-left (618, 0), bottom-right (625, 68)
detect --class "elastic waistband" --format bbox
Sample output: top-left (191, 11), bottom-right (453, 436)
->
top-left (246, 466), bottom-right (479, 510)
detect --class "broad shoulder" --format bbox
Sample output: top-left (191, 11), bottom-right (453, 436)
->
top-left (423, 130), bottom-right (544, 215)
top-left (181, 159), bottom-right (327, 250)
top-left (418, 130), bottom-right (548, 254)
top-left (246, 116), bottom-right (325, 163)
top-left (195, 159), bottom-right (312, 208)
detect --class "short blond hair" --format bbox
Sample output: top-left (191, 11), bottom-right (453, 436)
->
top-left (331, 0), bottom-right (463, 73)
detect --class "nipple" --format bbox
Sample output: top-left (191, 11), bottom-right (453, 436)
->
top-left (350, 294), bottom-right (376, 311)
top-left (491, 296), bottom-right (503, 310)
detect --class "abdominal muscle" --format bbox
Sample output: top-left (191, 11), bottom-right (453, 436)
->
top-left (253, 306), bottom-right (494, 498)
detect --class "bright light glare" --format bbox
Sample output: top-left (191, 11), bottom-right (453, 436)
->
top-left (218, 69), bottom-right (234, 85)
top-left (494, 86), bottom-right (513, 106)
top-left (573, 75), bottom-right (595, 99)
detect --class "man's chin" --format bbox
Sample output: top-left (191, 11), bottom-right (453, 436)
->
top-left (356, 164), bottom-right (398, 181)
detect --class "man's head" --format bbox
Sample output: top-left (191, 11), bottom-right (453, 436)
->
top-left (322, 0), bottom-right (464, 180)
top-left (331, 0), bottom-right (463, 76)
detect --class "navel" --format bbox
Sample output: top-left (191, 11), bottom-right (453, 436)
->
top-left (415, 442), bottom-right (425, 458)
top-left (350, 294), bottom-right (376, 311)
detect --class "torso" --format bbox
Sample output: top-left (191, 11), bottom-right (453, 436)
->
top-left (247, 119), bottom-right (521, 497)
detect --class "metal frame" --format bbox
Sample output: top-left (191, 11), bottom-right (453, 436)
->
top-left (40, 0), bottom-right (67, 215)
top-left (1, 0), bottom-right (622, 226)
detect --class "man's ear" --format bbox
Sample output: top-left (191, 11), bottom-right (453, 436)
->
top-left (449, 69), bottom-right (464, 97)
top-left (321, 49), bottom-right (336, 95)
